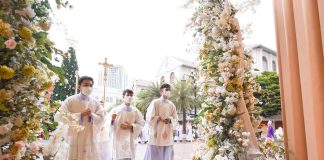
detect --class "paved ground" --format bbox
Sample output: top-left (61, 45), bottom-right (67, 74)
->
top-left (136, 142), bottom-right (195, 160)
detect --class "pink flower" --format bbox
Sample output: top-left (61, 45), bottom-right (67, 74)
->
top-left (14, 140), bottom-right (25, 148)
top-left (30, 145), bottom-right (40, 153)
top-left (1, 153), bottom-right (12, 160)
top-left (4, 39), bottom-right (17, 49)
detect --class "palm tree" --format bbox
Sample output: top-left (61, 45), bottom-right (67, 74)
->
top-left (170, 80), bottom-right (194, 134)
top-left (135, 82), bottom-right (161, 118)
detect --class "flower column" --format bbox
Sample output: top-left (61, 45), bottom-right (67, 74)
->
top-left (189, 1), bottom-right (261, 159)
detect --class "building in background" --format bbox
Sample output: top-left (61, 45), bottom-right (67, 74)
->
top-left (155, 56), bottom-right (198, 84)
top-left (132, 79), bottom-right (153, 94)
top-left (92, 65), bottom-right (130, 107)
top-left (155, 56), bottom-right (198, 122)
top-left (246, 44), bottom-right (278, 73)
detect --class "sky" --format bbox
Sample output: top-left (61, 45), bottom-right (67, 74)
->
top-left (50, 0), bottom-right (276, 82)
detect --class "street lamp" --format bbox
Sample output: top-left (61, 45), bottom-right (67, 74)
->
top-left (189, 70), bottom-right (197, 118)
top-left (75, 70), bottom-right (79, 95)
top-left (184, 70), bottom-right (198, 118)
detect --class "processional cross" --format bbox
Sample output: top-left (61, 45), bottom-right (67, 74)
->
top-left (98, 58), bottom-right (113, 107)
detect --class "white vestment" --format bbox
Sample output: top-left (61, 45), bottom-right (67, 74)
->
top-left (175, 125), bottom-right (183, 141)
top-left (55, 94), bottom-right (105, 160)
top-left (146, 97), bottom-right (178, 146)
top-left (109, 104), bottom-right (144, 160)
top-left (186, 124), bottom-right (193, 142)
top-left (139, 125), bottom-right (149, 143)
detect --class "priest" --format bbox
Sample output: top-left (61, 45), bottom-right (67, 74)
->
top-left (144, 83), bottom-right (178, 160)
top-left (55, 76), bottom-right (105, 160)
top-left (109, 89), bottom-right (145, 160)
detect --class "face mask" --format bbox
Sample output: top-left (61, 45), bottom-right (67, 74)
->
top-left (81, 86), bottom-right (93, 96)
top-left (163, 90), bottom-right (171, 98)
top-left (124, 96), bottom-right (133, 104)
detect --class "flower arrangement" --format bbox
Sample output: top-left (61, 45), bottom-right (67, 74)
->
top-left (42, 106), bottom-right (84, 160)
top-left (0, 0), bottom-right (71, 159)
top-left (188, 0), bottom-right (262, 159)
top-left (257, 127), bottom-right (285, 160)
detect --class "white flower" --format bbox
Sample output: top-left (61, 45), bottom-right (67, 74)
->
top-left (242, 132), bottom-right (250, 138)
top-left (226, 105), bottom-right (237, 115)
top-left (216, 86), bottom-right (226, 95)
top-left (275, 127), bottom-right (284, 139)
top-left (17, 6), bottom-right (36, 18)
top-left (215, 125), bottom-right (223, 133)
top-left (242, 139), bottom-right (249, 147)
top-left (215, 155), bottom-right (222, 160)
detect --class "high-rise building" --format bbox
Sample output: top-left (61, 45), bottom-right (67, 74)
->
top-left (92, 65), bottom-right (129, 107)
top-left (97, 65), bottom-right (129, 89)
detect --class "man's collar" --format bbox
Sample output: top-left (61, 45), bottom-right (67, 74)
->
top-left (79, 94), bottom-right (90, 101)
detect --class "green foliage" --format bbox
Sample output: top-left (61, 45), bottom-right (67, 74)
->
top-left (52, 47), bottom-right (79, 101)
top-left (170, 80), bottom-right (195, 132)
top-left (254, 71), bottom-right (281, 117)
top-left (135, 82), bottom-right (161, 117)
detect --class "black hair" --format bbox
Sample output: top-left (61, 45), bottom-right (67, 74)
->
top-left (78, 76), bottom-right (94, 85)
top-left (160, 83), bottom-right (171, 90)
top-left (123, 89), bottom-right (134, 96)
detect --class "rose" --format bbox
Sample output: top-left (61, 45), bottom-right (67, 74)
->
top-left (1, 153), bottom-right (12, 160)
top-left (30, 144), bottom-right (40, 153)
top-left (23, 6), bottom-right (36, 18)
top-left (4, 39), bottom-right (17, 49)
top-left (15, 140), bottom-right (25, 148)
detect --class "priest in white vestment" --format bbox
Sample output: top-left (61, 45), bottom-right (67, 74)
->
top-left (175, 123), bottom-right (183, 142)
top-left (144, 84), bottom-right (178, 160)
top-left (186, 123), bottom-right (193, 142)
top-left (55, 76), bottom-right (105, 160)
top-left (109, 89), bottom-right (145, 160)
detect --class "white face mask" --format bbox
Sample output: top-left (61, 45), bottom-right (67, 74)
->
top-left (163, 90), bottom-right (171, 98)
top-left (81, 86), bottom-right (93, 96)
top-left (124, 96), bottom-right (133, 104)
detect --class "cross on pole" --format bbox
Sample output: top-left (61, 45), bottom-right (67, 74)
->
top-left (98, 58), bottom-right (113, 107)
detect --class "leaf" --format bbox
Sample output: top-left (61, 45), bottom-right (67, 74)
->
top-left (48, 65), bottom-right (65, 75)
top-left (0, 104), bottom-right (9, 111)
top-left (40, 56), bottom-right (52, 66)
top-left (42, 125), bottom-right (49, 140)
top-left (0, 37), bottom-right (5, 49)
top-left (33, 31), bottom-right (48, 39)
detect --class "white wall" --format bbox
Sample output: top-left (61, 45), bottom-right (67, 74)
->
top-left (251, 47), bottom-right (278, 74)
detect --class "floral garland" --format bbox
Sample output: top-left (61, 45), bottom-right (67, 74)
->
top-left (257, 128), bottom-right (285, 160)
top-left (188, 0), bottom-right (261, 159)
top-left (42, 106), bottom-right (84, 160)
top-left (0, 0), bottom-right (70, 159)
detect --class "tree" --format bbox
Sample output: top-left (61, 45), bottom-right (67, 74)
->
top-left (52, 47), bottom-right (79, 101)
top-left (135, 82), bottom-right (161, 117)
top-left (170, 80), bottom-right (194, 133)
top-left (254, 71), bottom-right (281, 117)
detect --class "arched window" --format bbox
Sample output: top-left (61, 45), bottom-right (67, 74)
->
top-left (262, 56), bottom-right (268, 71)
top-left (170, 72), bottom-right (175, 84)
top-left (272, 61), bottom-right (277, 71)
top-left (160, 76), bottom-right (165, 84)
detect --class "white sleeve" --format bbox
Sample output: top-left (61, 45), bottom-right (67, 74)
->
top-left (169, 104), bottom-right (178, 128)
top-left (54, 98), bottom-right (81, 123)
top-left (146, 100), bottom-right (159, 128)
top-left (131, 109), bottom-right (145, 140)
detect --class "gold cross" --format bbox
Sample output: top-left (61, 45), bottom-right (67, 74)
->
top-left (98, 58), bottom-right (113, 107)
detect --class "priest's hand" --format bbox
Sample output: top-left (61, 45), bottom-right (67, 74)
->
top-left (120, 122), bottom-right (132, 130)
top-left (112, 114), bottom-right (117, 120)
top-left (162, 118), bottom-right (171, 124)
top-left (81, 108), bottom-right (91, 117)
